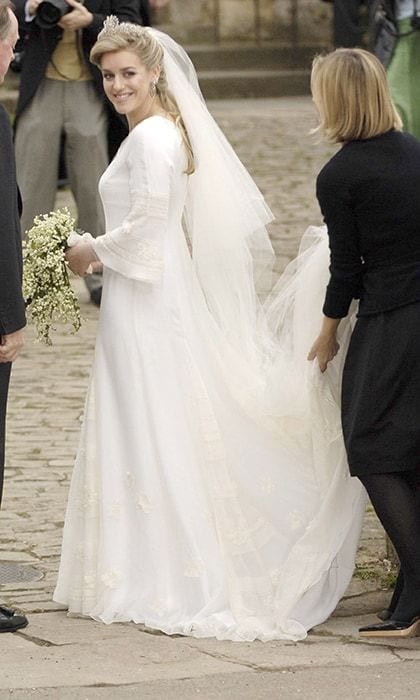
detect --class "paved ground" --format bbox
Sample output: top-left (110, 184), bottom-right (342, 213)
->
top-left (0, 97), bottom-right (417, 698)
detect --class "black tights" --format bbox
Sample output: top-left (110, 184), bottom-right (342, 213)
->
top-left (358, 467), bottom-right (420, 622)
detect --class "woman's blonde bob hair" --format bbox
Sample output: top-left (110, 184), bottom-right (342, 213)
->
top-left (90, 25), bottom-right (195, 174)
top-left (311, 48), bottom-right (402, 143)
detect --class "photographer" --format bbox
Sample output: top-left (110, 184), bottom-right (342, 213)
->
top-left (13, 0), bottom-right (140, 306)
top-left (372, 1), bottom-right (420, 138)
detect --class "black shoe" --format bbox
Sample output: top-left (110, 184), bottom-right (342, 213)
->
top-left (0, 606), bottom-right (28, 633)
top-left (377, 608), bottom-right (392, 621)
top-left (359, 616), bottom-right (420, 638)
top-left (90, 287), bottom-right (102, 307)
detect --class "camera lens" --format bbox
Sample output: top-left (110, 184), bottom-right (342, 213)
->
top-left (37, 4), bottom-right (61, 25)
top-left (35, 0), bottom-right (70, 29)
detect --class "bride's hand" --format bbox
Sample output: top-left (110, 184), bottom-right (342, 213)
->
top-left (90, 260), bottom-right (103, 274)
top-left (65, 242), bottom-right (98, 277)
top-left (307, 334), bottom-right (340, 373)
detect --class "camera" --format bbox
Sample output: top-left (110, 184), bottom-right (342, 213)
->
top-left (35, 0), bottom-right (71, 29)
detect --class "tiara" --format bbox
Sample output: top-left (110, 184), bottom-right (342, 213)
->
top-left (98, 16), bottom-right (148, 42)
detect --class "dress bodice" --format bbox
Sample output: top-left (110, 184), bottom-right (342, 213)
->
top-left (100, 116), bottom-right (188, 232)
top-left (93, 116), bottom-right (189, 284)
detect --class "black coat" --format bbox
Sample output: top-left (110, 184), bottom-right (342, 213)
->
top-left (0, 106), bottom-right (26, 505)
top-left (317, 130), bottom-right (420, 319)
top-left (14, 0), bottom-right (141, 155)
top-left (0, 106), bottom-right (26, 336)
top-left (139, 0), bottom-right (150, 25)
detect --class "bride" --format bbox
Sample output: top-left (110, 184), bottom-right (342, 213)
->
top-left (54, 17), bottom-right (366, 641)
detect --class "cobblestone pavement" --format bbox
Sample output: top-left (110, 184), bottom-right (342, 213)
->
top-left (0, 99), bottom-right (406, 698)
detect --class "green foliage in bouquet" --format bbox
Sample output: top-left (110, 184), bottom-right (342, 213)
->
top-left (23, 208), bottom-right (82, 345)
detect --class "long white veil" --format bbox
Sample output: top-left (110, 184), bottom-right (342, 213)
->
top-left (150, 28), bottom-right (352, 426)
top-left (149, 27), bottom-right (366, 640)
top-left (150, 29), bottom-right (275, 370)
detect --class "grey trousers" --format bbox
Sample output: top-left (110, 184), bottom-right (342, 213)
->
top-left (15, 79), bottom-right (109, 292)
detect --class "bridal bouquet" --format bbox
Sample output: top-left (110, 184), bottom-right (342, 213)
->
top-left (23, 208), bottom-right (82, 345)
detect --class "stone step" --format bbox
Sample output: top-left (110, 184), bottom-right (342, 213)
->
top-left (184, 44), bottom-right (319, 71)
top-left (0, 69), bottom-right (310, 114)
top-left (198, 68), bottom-right (310, 99)
top-left (0, 43), bottom-right (315, 111)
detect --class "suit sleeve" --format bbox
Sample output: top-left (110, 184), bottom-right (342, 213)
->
top-left (0, 108), bottom-right (26, 335)
top-left (86, 0), bottom-right (141, 38)
top-left (12, 0), bottom-right (27, 26)
top-left (92, 123), bottom-right (174, 282)
top-left (317, 168), bottom-right (364, 319)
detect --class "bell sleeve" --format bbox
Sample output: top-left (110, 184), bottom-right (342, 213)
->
top-left (92, 123), bottom-right (175, 284)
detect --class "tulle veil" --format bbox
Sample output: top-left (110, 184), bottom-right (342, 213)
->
top-left (148, 27), bottom-right (367, 638)
top-left (150, 27), bottom-right (349, 429)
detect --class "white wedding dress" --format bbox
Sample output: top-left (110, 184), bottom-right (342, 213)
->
top-left (53, 115), bottom-right (366, 641)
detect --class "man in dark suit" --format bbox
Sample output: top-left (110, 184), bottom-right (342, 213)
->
top-left (0, 0), bottom-right (28, 634)
top-left (13, 0), bottom-right (140, 306)
top-left (139, 0), bottom-right (150, 24)
top-left (321, 0), bottom-right (375, 47)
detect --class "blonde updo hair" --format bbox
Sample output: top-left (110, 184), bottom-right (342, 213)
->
top-left (90, 23), bottom-right (195, 174)
top-left (311, 48), bottom-right (402, 143)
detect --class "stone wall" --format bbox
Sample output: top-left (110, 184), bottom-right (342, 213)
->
top-left (156, 0), bottom-right (333, 46)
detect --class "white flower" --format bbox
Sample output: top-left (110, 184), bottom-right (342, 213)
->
top-left (23, 208), bottom-right (82, 345)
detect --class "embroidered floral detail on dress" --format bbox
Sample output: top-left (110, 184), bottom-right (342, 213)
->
top-left (210, 476), bottom-right (238, 499)
top-left (69, 584), bottom-right (83, 599)
top-left (94, 191), bottom-right (169, 284)
top-left (226, 514), bottom-right (268, 546)
top-left (184, 558), bottom-right (205, 577)
top-left (73, 544), bottom-right (85, 562)
top-left (107, 500), bottom-right (123, 519)
top-left (125, 471), bottom-right (135, 488)
top-left (201, 509), bottom-right (214, 524)
top-left (98, 237), bottom-right (163, 282)
top-left (130, 191), bottom-right (169, 222)
top-left (147, 597), bottom-right (168, 615)
top-left (135, 492), bottom-right (156, 513)
top-left (259, 477), bottom-right (276, 494)
top-left (125, 472), bottom-right (156, 513)
top-left (287, 510), bottom-right (304, 530)
top-left (270, 568), bottom-right (282, 586)
top-left (262, 591), bottom-right (275, 607)
top-left (101, 569), bottom-right (123, 589)
top-left (75, 487), bottom-right (99, 515)
top-left (83, 574), bottom-right (97, 590)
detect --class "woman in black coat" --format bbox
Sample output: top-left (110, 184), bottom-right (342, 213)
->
top-left (308, 48), bottom-right (420, 638)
